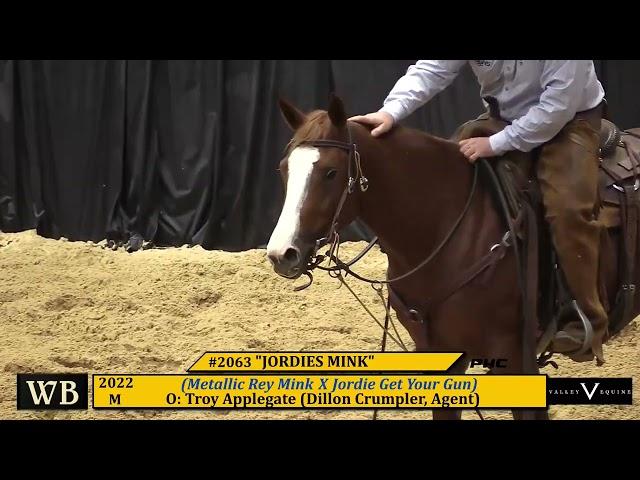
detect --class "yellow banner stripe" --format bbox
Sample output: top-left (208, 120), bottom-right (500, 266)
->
top-left (93, 374), bottom-right (546, 409)
top-left (188, 352), bottom-right (463, 372)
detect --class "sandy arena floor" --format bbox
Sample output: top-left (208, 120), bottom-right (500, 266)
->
top-left (0, 230), bottom-right (637, 420)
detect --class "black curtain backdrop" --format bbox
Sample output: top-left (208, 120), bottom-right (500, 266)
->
top-left (1, 60), bottom-right (639, 251)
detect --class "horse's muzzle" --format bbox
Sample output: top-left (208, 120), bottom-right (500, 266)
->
top-left (267, 243), bottom-right (314, 279)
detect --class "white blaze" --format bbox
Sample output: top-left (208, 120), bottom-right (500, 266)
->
top-left (267, 146), bottom-right (320, 259)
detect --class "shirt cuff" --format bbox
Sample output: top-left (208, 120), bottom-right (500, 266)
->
top-left (489, 130), bottom-right (514, 156)
top-left (379, 101), bottom-right (406, 123)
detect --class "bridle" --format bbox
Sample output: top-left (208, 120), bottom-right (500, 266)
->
top-left (301, 126), bottom-right (369, 253)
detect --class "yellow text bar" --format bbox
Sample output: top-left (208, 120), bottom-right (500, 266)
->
top-left (93, 374), bottom-right (546, 409)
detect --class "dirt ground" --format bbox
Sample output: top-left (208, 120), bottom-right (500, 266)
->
top-left (0, 230), bottom-right (637, 420)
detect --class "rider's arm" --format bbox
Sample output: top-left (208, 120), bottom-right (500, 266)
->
top-left (488, 61), bottom-right (594, 155)
top-left (380, 60), bottom-right (467, 122)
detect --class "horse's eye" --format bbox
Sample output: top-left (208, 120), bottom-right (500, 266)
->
top-left (326, 169), bottom-right (338, 180)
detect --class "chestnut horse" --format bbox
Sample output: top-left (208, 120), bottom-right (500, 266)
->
top-left (266, 95), bottom-right (547, 420)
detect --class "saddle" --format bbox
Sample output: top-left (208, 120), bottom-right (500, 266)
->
top-left (597, 123), bottom-right (640, 334)
top-left (455, 109), bottom-right (640, 354)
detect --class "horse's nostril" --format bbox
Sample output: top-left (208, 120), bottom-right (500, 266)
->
top-left (284, 247), bottom-right (299, 264)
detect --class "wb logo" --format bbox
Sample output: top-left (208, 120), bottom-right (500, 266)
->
top-left (17, 374), bottom-right (88, 410)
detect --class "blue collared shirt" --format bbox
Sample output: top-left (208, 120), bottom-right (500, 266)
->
top-left (380, 60), bottom-right (605, 155)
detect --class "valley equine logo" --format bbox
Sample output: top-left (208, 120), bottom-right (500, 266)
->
top-left (547, 377), bottom-right (632, 405)
top-left (580, 382), bottom-right (602, 400)
top-left (17, 374), bottom-right (88, 410)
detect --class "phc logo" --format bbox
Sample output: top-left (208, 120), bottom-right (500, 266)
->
top-left (475, 60), bottom-right (494, 67)
top-left (547, 377), bottom-right (632, 405)
top-left (17, 374), bottom-right (88, 410)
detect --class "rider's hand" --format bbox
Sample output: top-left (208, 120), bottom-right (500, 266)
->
top-left (459, 137), bottom-right (496, 162)
top-left (349, 111), bottom-right (395, 137)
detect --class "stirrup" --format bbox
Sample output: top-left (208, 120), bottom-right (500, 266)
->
top-left (536, 300), bottom-right (594, 357)
top-left (569, 300), bottom-right (594, 356)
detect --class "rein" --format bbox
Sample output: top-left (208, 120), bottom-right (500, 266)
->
top-left (316, 165), bottom-right (479, 285)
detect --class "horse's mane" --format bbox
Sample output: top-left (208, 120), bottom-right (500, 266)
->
top-left (286, 109), bottom-right (461, 156)
top-left (381, 123), bottom-right (459, 149)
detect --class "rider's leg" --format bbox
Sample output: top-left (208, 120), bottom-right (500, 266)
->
top-left (536, 107), bottom-right (609, 363)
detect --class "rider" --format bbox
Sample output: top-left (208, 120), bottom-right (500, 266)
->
top-left (350, 60), bottom-right (608, 363)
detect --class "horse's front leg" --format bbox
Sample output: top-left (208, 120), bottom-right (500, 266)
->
top-left (489, 334), bottom-right (549, 421)
top-left (391, 304), bottom-right (462, 420)
top-left (404, 320), bottom-right (470, 420)
top-left (431, 360), bottom-right (469, 420)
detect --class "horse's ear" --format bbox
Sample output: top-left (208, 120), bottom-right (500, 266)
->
top-left (327, 93), bottom-right (346, 127)
top-left (278, 97), bottom-right (306, 131)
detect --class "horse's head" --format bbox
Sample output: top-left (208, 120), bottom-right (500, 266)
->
top-left (267, 95), bottom-right (361, 279)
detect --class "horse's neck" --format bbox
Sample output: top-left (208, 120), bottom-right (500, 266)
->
top-left (353, 125), bottom-right (477, 266)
